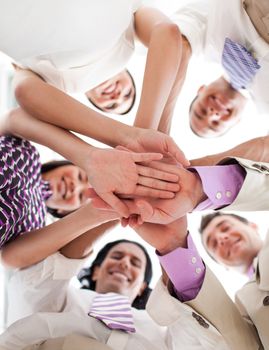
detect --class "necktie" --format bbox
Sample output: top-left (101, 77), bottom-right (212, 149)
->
top-left (88, 293), bottom-right (136, 333)
top-left (222, 37), bottom-right (261, 91)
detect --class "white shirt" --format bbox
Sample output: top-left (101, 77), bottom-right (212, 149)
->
top-left (0, 253), bottom-right (227, 350)
top-left (172, 0), bottom-right (269, 114)
top-left (0, 0), bottom-right (141, 93)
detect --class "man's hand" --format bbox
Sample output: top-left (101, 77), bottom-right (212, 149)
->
top-left (86, 148), bottom-right (182, 218)
top-left (124, 128), bottom-right (190, 167)
top-left (90, 163), bottom-right (206, 224)
top-left (134, 216), bottom-right (188, 255)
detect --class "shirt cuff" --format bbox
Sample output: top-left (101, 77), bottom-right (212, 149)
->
top-left (157, 234), bottom-right (205, 302)
top-left (190, 164), bottom-right (246, 211)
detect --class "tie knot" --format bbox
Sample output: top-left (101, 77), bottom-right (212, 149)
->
top-left (222, 37), bottom-right (260, 91)
top-left (89, 293), bottom-right (136, 333)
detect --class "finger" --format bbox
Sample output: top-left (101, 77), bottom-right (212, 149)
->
top-left (137, 175), bottom-right (180, 192)
top-left (91, 197), bottom-right (112, 210)
top-left (129, 214), bottom-right (140, 228)
top-left (135, 200), bottom-right (154, 222)
top-left (98, 193), bottom-right (130, 218)
top-left (121, 217), bottom-right (129, 227)
top-left (134, 185), bottom-right (177, 199)
top-left (132, 152), bottom-right (163, 163)
top-left (116, 145), bottom-right (131, 152)
top-left (165, 138), bottom-right (190, 166)
top-left (86, 188), bottom-right (99, 198)
top-left (136, 164), bottom-right (179, 182)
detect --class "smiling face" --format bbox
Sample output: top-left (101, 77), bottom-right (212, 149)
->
top-left (85, 70), bottom-right (135, 115)
top-left (42, 165), bottom-right (91, 214)
top-left (92, 242), bottom-right (147, 302)
top-left (202, 215), bottom-right (263, 271)
top-left (189, 77), bottom-right (247, 137)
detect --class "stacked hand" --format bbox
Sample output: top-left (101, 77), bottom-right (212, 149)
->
top-left (89, 160), bottom-right (205, 225)
top-left (85, 148), bottom-right (182, 218)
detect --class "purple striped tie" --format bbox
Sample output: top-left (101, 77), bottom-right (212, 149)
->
top-left (222, 37), bottom-right (261, 91)
top-left (88, 293), bottom-right (136, 333)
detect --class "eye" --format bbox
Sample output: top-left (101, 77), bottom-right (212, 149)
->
top-left (105, 103), bottom-right (117, 110)
top-left (78, 172), bottom-right (83, 181)
top-left (79, 192), bottom-right (83, 203)
top-left (124, 89), bottom-right (132, 99)
top-left (131, 258), bottom-right (142, 268)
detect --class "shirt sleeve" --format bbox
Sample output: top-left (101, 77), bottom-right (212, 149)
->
top-left (171, 0), bottom-right (209, 55)
top-left (157, 234), bottom-right (205, 302)
top-left (190, 164), bottom-right (246, 211)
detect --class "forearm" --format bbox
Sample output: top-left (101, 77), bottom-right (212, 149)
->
top-left (60, 220), bottom-right (119, 259)
top-left (134, 10), bottom-right (183, 129)
top-left (3, 107), bottom-right (96, 171)
top-left (190, 136), bottom-right (269, 166)
top-left (158, 36), bottom-right (191, 134)
top-left (13, 69), bottom-right (136, 148)
top-left (0, 204), bottom-right (119, 268)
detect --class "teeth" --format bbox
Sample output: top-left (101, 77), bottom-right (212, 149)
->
top-left (111, 272), bottom-right (128, 281)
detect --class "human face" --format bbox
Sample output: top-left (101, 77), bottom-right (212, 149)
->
top-left (85, 70), bottom-right (135, 115)
top-left (92, 243), bottom-right (147, 302)
top-left (42, 165), bottom-right (91, 213)
top-left (189, 77), bottom-right (247, 137)
top-left (202, 215), bottom-right (262, 270)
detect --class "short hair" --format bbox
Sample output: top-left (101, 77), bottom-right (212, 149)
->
top-left (199, 212), bottom-right (249, 235)
top-left (87, 70), bottom-right (136, 115)
top-left (77, 239), bottom-right (153, 310)
top-left (41, 159), bottom-right (72, 218)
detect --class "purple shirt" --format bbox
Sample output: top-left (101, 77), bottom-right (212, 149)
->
top-left (157, 163), bottom-right (245, 301)
top-left (0, 136), bottom-right (52, 248)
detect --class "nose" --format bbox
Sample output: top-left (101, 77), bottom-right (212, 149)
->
top-left (217, 234), bottom-right (229, 247)
top-left (119, 256), bottom-right (131, 270)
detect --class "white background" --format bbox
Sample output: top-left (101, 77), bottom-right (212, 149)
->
top-left (0, 0), bottom-right (268, 331)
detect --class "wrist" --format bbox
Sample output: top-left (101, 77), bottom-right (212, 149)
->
top-left (157, 218), bottom-right (188, 255)
top-left (192, 172), bottom-right (207, 208)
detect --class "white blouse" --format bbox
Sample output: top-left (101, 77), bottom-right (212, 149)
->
top-left (0, 0), bottom-right (142, 92)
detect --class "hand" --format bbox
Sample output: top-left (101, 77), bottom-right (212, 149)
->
top-left (85, 148), bottom-right (181, 218)
top-left (90, 164), bottom-right (205, 224)
top-left (125, 128), bottom-right (190, 167)
top-left (134, 216), bottom-right (188, 255)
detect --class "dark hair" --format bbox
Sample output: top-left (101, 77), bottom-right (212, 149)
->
top-left (199, 212), bottom-right (249, 236)
top-left (87, 70), bottom-right (136, 115)
top-left (41, 159), bottom-right (72, 218)
top-left (77, 239), bottom-right (153, 310)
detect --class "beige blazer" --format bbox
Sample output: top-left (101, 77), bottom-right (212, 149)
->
top-left (242, 0), bottom-right (269, 44)
top-left (219, 157), bottom-right (269, 211)
top-left (186, 267), bottom-right (262, 350)
top-left (21, 334), bottom-right (113, 350)
top-left (236, 233), bottom-right (269, 349)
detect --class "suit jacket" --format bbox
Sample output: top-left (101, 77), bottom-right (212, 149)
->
top-left (236, 233), bottom-right (269, 348)
top-left (21, 334), bottom-right (113, 350)
top-left (242, 0), bottom-right (269, 44)
top-left (183, 157), bottom-right (269, 349)
top-left (219, 157), bottom-right (269, 211)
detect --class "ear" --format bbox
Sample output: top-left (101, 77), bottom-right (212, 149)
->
top-left (249, 222), bottom-right (259, 232)
top-left (197, 85), bottom-right (206, 94)
top-left (138, 282), bottom-right (147, 297)
top-left (92, 266), bottom-right (101, 282)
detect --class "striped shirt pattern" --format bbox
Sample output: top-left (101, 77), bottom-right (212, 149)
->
top-left (0, 136), bottom-right (52, 248)
top-left (88, 293), bottom-right (136, 333)
top-left (222, 37), bottom-right (261, 91)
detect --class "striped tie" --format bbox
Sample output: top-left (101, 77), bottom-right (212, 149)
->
top-left (222, 37), bottom-right (261, 91)
top-left (88, 293), bottom-right (136, 333)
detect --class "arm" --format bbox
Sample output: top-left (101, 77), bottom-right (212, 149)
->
top-left (134, 217), bottom-right (261, 350)
top-left (191, 135), bottom-right (269, 166)
top-left (12, 68), bottom-right (189, 165)
top-left (2, 108), bottom-right (182, 217)
top-left (133, 7), bottom-right (191, 132)
top-left (60, 220), bottom-right (119, 259)
top-left (0, 203), bottom-right (119, 268)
